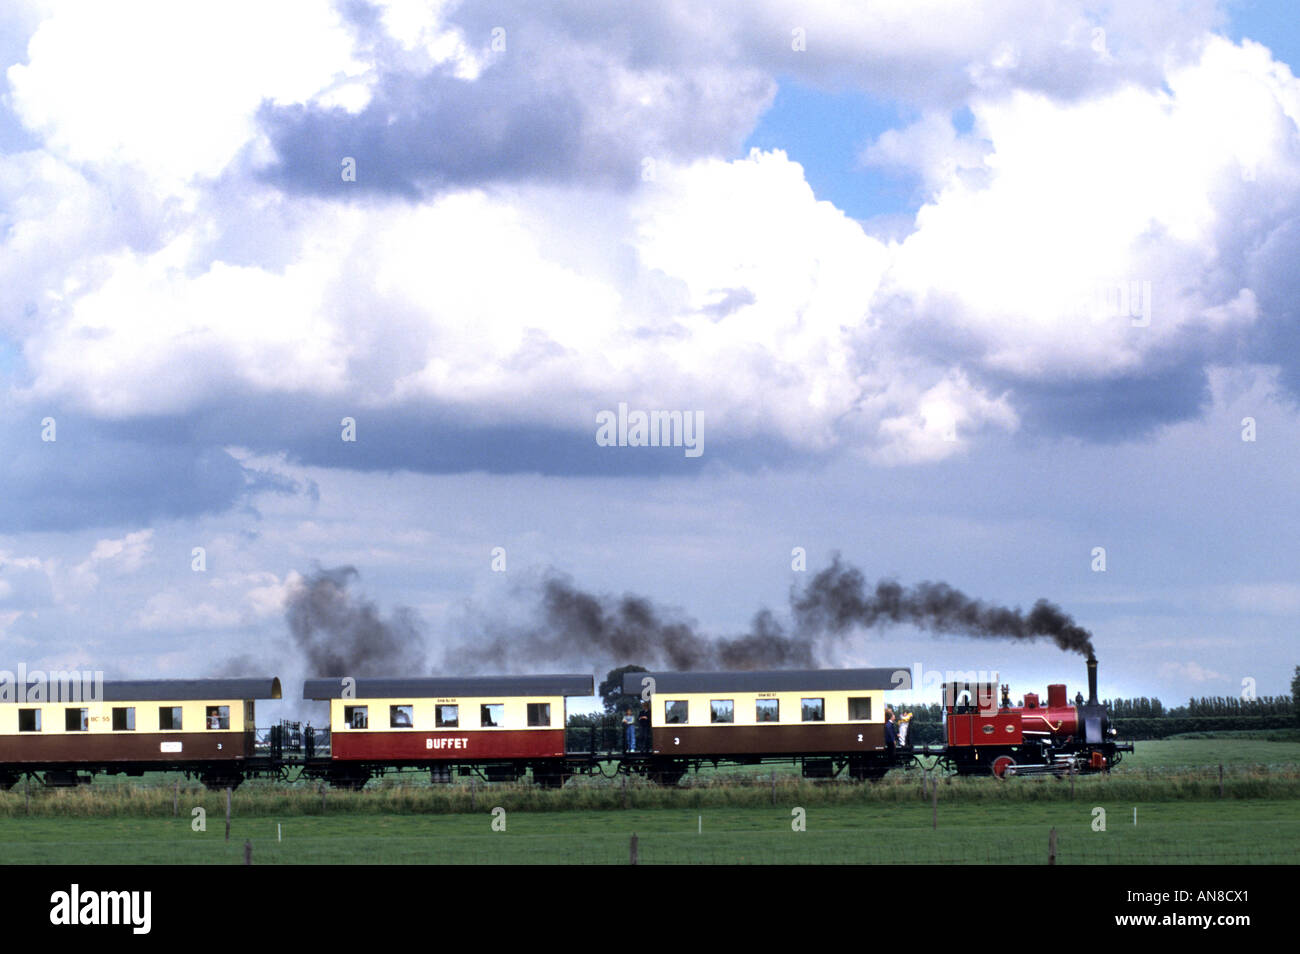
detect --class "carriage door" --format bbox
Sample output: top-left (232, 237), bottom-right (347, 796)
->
top-left (244, 701), bottom-right (256, 756)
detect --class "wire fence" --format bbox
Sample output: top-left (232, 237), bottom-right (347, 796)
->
top-left (213, 827), bottom-right (1300, 866)
top-left (3, 823), bottom-right (1293, 865)
top-left (1, 758), bottom-right (1297, 865)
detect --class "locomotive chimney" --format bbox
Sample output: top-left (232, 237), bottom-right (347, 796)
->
top-left (1087, 655), bottom-right (1098, 705)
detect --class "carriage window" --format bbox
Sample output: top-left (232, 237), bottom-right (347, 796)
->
top-left (206, 706), bottom-right (230, 730)
top-left (480, 704), bottom-right (504, 727)
top-left (710, 700), bottom-right (734, 724)
top-left (801, 698), bottom-right (825, 722)
top-left (159, 707), bottom-right (183, 730)
top-left (18, 708), bottom-right (41, 732)
top-left (112, 707), bottom-right (135, 731)
top-left (65, 708), bottom-right (88, 731)
top-left (848, 697), bottom-right (872, 721)
top-left (390, 705), bottom-right (413, 728)
top-left (755, 699), bottom-right (779, 723)
top-left (664, 700), bottom-right (688, 724)
top-left (527, 703), bottom-right (551, 727)
top-left (436, 704), bottom-right (459, 728)
top-left (345, 705), bottom-right (368, 729)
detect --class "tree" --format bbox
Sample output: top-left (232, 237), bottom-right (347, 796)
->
top-left (599, 664), bottom-right (648, 715)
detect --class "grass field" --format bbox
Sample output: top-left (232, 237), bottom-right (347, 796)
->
top-left (1, 738), bottom-right (1295, 863)
top-left (1, 799), bottom-right (1295, 864)
top-left (1114, 736), bottom-right (1300, 770)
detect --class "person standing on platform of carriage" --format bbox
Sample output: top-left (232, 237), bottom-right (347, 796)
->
top-left (637, 701), bottom-right (651, 753)
top-left (623, 707), bottom-right (636, 752)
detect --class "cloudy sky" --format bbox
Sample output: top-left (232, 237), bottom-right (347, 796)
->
top-left (2, 0), bottom-right (1298, 713)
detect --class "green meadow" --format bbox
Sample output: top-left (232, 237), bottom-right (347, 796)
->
top-left (1, 800), bottom-right (1295, 864)
top-left (1, 737), bottom-right (1295, 863)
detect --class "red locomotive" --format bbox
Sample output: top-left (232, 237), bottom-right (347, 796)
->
top-left (936, 657), bottom-right (1131, 777)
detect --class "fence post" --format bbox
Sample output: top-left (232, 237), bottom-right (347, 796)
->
top-left (470, 778), bottom-right (477, 812)
top-left (630, 832), bottom-right (638, 865)
top-left (1048, 826), bottom-right (1057, 865)
top-left (931, 775), bottom-right (938, 830)
top-left (320, 783), bottom-right (327, 812)
top-left (173, 780), bottom-right (178, 816)
top-left (24, 777), bottom-right (29, 814)
top-left (1069, 761), bottom-right (1075, 799)
top-left (225, 786), bottom-right (232, 842)
top-left (243, 839), bottom-right (252, 865)
top-left (1218, 763), bottom-right (1224, 798)
top-left (622, 775), bottom-right (628, 809)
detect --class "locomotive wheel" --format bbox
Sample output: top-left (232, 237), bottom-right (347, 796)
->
top-left (991, 755), bottom-right (1016, 780)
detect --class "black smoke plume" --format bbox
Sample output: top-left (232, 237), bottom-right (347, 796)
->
top-left (445, 555), bottom-right (1094, 673)
top-left (792, 558), bottom-right (1096, 659)
top-left (286, 566), bottom-right (427, 676)
top-left (448, 580), bottom-right (814, 673)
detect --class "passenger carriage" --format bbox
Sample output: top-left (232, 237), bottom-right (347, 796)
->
top-left (622, 667), bottom-right (908, 782)
top-left (302, 674), bottom-right (595, 788)
top-left (0, 677), bottom-right (282, 789)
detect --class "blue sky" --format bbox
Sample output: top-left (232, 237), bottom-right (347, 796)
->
top-left (2, 0), bottom-right (1298, 717)
top-left (1227, 0), bottom-right (1300, 71)
top-left (746, 1), bottom-right (1299, 226)
top-left (743, 81), bottom-right (919, 222)
top-left (742, 0), bottom-right (1299, 230)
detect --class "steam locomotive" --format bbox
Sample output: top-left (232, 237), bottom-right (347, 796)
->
top-left (0, 658), bottom-right (1130, 788)
top-left (924, 656), bottom-right (1131, 778)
